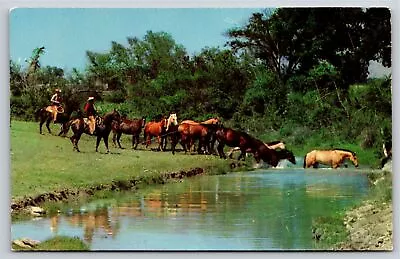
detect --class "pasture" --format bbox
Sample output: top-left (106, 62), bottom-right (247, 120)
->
top-left (10, 120), bottom-right (230, 200)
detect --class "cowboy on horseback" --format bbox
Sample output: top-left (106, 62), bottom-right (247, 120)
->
top-left (45, 88), bottom-right (63, 123)
top-left (84, 96), bottom-right (97, 135)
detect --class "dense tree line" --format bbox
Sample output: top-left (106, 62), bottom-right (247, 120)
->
top-left (10, 7), bottom-right (391, 162)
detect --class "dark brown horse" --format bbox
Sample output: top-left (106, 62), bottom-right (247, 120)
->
top-left (215, 127), bottom-right (280, 166)
top-left (36, 106), bottom-right (71, 136)
top-left (112, 116), bottom-right (146, 149)
top-left (303, 149), bottom-right (359, 169)
top-left (227, 140), bottom-right (286, 159)
top-left (68, 109), bottom-right (121, 153)
top-left (273, 149), bottom-right (297, 166)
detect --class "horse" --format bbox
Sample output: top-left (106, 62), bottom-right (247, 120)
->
top-left (180, 117), bottom-right (220, 125)
top-left (178, 117), bottom-right (220, 153)
top-left (215, 126), bottom-right (280, 166)
top-left (162, 113), bottom-right (180, 151)
top-left (68, 109), bottom-right (121, 153)
top-left (112, 116), bottom-right (146, 149)
top-left (303, 149), bottom-right (359, 169)
top-left (177, 123), bottom-right (217, 154)
top-left (273, 149), bottom-right (297, 166)
top-left (227, 140), bottom-right (286, 159)
top-left (36, 105), bottom-right (71, 136)
top-left (143, 114), bottom-right (178, 151)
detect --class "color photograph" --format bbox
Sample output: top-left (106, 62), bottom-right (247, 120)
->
top-left (9, 7), bottom-right (392, 251)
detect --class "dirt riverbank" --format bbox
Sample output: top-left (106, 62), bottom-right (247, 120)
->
top-left (338, 201), bottom-right (392, 250)
top-left (313, 170), bottom-right (393, 251)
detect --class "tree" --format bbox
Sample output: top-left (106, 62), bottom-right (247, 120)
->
top-left (227, 8), bottom-right (391, 86)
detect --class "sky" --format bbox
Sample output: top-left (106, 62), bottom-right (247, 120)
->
top-left (9, 8), bottom-right (263, 72)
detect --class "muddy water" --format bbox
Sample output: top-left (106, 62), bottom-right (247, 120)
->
top-left (11, 168), bottom-right (369, 250)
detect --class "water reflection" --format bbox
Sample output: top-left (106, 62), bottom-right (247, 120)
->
top-left (49, 208), bottom-right (120, 242)
top-left (12, 170), bottom-right (369, 250)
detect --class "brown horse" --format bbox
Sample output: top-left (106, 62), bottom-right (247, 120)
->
top-left (303, 149), bottom-right (359, 169)
top-left (177, 123), bottom-right (216, 154)
top-left (227, 140), bottom-right (286, 159)
top-left (112, 116), bottom-right (146, 149)
top-left (215, 127), bottom-right (280, 166)
top-left (68, 109), bottom-right (121, 153)
top-left (180, 117), bottom-right (220, 125)
top-left (144, 113), bottom-right (178, 151)
top-left (178, 117), bottom-right (220, 153)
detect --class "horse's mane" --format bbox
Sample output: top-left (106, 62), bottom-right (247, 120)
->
top-left (333, 148), bottom-right (356, 156)
top-left (103, 110), bottom-right (120, 124)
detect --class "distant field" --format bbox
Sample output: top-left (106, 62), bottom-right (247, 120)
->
top-left (10, 120), bottom-right (230, 200)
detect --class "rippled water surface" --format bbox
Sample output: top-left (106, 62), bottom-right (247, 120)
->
top-left (12, 168), bottom-right (369, 250)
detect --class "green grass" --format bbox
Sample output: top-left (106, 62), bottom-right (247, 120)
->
top-left (312, 212), bottom-right (348, 250)
top-left (10, 120), bottom-right (232, 200)
top-left (12, 236), bottom-right (89, 251)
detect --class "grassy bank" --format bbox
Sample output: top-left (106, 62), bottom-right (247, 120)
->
top-left (12, 236), bottom-right (89, 251)
top-left (312, 170), bottom-right (392, 250)
top-left (10, 120), bottom-right (235, 202)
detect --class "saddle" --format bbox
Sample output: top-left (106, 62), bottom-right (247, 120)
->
top-left (83, 116), bottom-right (102, 126)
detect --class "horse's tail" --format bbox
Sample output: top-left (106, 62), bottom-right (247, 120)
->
top-left (303, 154), bottom-right (307, 168)
top-left (35, 108), bottom-right (44, 121)
top-left (63, 119), bottom-right (74, 135)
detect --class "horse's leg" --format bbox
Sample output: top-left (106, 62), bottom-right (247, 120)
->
top-left (104, 135), bottom-right (110, 154)
top-left (180, 135), bottom-right (188, 153)
top-left (196, 138), bottom-right (202, 154)
top-left (75, 134), bottom-right (82, 152)
top-left (238, 148), bottom-right (246, 161)
top-left (217, 142), bottom-right (226, 159)
top-left (96, 136), bottom-right (102, 152)
top-left (39, 119), bottom-right (45, 135)
top-left (132, 134), bottom-right (139, 149)
top-left (58, 124), bottom-right (64, 136)
top-left (162, 136), bottom-right (168, 151)
top-left (132, 135), bottom-right (136, 149)
top-left (112, 132), bottom-right (117, 147)
top-left (46, 118), bottom-right (52, 134)
top-left (209, 135), bottom-right (217, 155)
top-left (117, 132), bottom-right (124, 149)
top-left (70, 134), bottom-right (81, 152)
top-left (253, 152), bottom-right (261, 163)
top-left (204, 137), bottom-right (211, 155)
top-left (157, 136), bottom-right (164, 151)
top-left (145, 135), bottom-right (151, 149)
top-left (171, 134), bottom-right (177, 155)
top-left (70, 135), bottom-right (76, 151)
top-left (191, 139), bottom-right (196, 153)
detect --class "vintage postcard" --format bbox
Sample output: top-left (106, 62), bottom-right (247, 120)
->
top-left (9, 7), bottom-right (392, 251)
